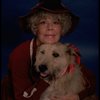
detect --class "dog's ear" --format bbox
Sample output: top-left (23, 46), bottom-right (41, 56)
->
top-left (65, 43), bottom-right (81, 65)
top-left (66, 48), bottom-right (81, 57)
top-left (65, 43), bottom-right (80, 55)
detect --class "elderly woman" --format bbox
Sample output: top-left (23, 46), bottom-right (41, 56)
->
top-left (1, 0), bottom-right (96, 100)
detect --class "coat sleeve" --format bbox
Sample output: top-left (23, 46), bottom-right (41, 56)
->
top-left (67, 43), bottom-right (96, 99)
top-left (8, 41), bottom-right (35, 100)
top-left (8, 40), bottom-right (49, 100)
top-left (78, 64), bottom-right (96, 99)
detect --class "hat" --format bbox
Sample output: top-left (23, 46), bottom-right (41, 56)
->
top-left (19, 0), bottom-right (79, 34)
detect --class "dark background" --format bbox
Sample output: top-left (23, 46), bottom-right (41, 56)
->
top-left (1, 0), bottom-right (99, 95)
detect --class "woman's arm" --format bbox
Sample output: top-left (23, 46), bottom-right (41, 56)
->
top-left (78, 64), bottom-right (96, 99)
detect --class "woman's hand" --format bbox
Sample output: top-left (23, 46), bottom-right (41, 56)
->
top-left (50, 94), bottom-right (80, 100)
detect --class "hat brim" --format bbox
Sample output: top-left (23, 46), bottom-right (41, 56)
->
top-left (19, 2), bottom-right (79, 35)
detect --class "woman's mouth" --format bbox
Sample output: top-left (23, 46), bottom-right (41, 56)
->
top-left (45, 34), bottom-right (56, 38)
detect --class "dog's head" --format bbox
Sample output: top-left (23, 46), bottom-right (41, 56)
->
top-left (34, 43), bottom-right (80, 81)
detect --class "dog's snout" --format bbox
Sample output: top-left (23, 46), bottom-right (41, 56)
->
top-left (39, 65), bottom-right (48, 72)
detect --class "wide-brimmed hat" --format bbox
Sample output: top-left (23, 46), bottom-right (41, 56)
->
top-left (19, 0), bottom-right (79, 34)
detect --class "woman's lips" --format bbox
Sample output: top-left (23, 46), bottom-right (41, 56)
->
top-left (44, 34), bottom-right (56, 38)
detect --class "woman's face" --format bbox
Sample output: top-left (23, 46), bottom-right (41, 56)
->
top-left (35, 15), bottom-right (62, 45)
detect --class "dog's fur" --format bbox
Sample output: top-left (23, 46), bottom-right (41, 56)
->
top-left (34, 43), bottom-right (96, 100)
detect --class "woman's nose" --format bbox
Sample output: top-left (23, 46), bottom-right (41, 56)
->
top-left (47, 23), bottom-right (53, 30)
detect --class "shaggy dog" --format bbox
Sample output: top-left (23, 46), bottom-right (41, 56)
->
top-left (34, 43), bottom-right (96, 100)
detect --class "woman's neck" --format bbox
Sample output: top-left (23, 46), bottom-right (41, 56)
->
top-left (35, 38), bottom-right (43, 47)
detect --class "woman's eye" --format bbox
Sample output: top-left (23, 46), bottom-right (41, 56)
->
top-left (53, 21), bottom-right (60, 24)
top-left (53, 52), bottom-right (59, 57)
top-left (39, 21), bottom-right (46, 24)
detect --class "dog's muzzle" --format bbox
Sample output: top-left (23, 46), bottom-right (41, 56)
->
top-left (39, 64), bottom-right (48, 72)
top-left (37, 64), bottom-right (54, 81)
top-left (38, 64), bottom-right (50, 79)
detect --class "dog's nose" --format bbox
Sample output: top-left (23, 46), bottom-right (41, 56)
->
top-left (39, 65), bottom-right (48, 72)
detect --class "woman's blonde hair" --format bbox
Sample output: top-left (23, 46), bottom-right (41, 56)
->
top-left (28, 11), bottom-right (72, 35)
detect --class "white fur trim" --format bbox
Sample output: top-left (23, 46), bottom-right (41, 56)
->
top-left (22, 38), bottom-right (36, 98)
top-left (23, 88), bottom-right (37, 98)
top-left (30, 39), bottom-right (34, 65)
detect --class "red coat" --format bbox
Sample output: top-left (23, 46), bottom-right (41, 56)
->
top-left (1, 40), bottom-right (96, 100)
top-left (8, 40), bottom-right (49, 100)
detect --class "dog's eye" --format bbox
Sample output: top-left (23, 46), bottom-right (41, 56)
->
top-left (53, 52), bottom-right (59, 57)
top-left (40, 50), bottom-right (45, 54)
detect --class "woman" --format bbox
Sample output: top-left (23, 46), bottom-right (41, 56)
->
top-left (1, 0), bottom-right (96, 100)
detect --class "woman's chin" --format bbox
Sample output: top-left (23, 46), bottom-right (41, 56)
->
top-left (45, 41), bottom-right (57, 44)
top-left (44, 38), bottom-right (59, 44)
